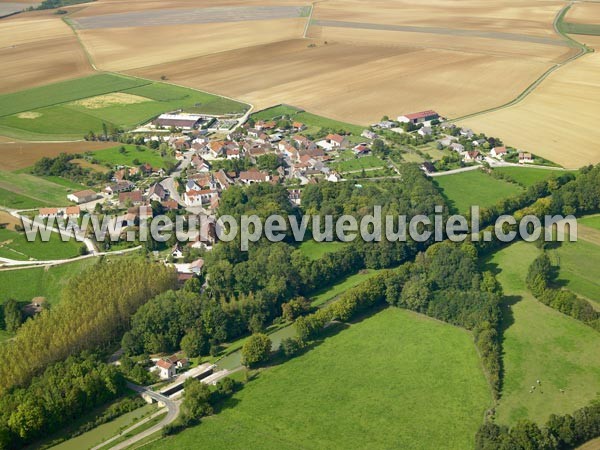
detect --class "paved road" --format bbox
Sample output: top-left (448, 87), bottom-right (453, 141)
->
top-left (104, 383), bottom-right (181, 450)
top-left (428, 165), bottom-right (482, 177)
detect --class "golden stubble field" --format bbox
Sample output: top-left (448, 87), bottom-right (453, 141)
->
top-left (459, 34), bottom-right (600, 169)
top-left (0, 12), bottom-right (93, 93)
top-left (131, 38), bottom-right (560, 125)
top-left (0, 141), bottom-right (115, 171)
top-left (564, 2), bottom-right (600, 24)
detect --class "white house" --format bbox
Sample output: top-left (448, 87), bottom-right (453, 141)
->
top-left (490, 146), bottom-right (508, 159)
top-left (519, 152), bottom-right (534, 164)
top-left (316, 134), bottom-right (347, 151)
top-left (449, 143), bottom-right (465, 153)
top-left (184, 189), bottom-right (218, 207)
top-left (361, 129), bottom-right (378, 140)
top-left (156, 359), bottom-right (176, 380)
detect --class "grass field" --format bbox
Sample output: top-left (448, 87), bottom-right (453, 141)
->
top-left (251, 104), bottom-right (302, 121)
top-left (331, 155), bottom-right (386, 172)
top-left (51, 403), bottom-right (157, 450)
top-left (434, 170), bottom-right (523, 214)
top-left (0, 257), bottom-right (98, 304)
top-left (150, 307), bottom-right (490, 450)
top-left (578, 215), bottom-right (600, 232)
top-left (0, 170), bottom-right (84, 207)
top-left (552, 239), bottom-right (600, 307)
top-left (559, 23), bottom-right (600, 36)
top-left (0, 228), bottom-right (83, 261)
top-left (0, 73), bottom-right (248, 140)
top-left (310, 269), bottom-right (384, 307)
top-left (91, 144), bottom-right (174, 169)
top-left (493, 167), bottom-right (570, 187)
top-left (297, 240), bottom-right (347, 260)
top-left (485, 242), bottom-right (600, 426)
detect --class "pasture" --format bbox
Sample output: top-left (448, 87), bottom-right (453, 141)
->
top-left (0, 257), bottom-right (98, 304)
top-left (331, 155), bottom-right (386, 172)
top-left (150, 308), bottom-right (491, 450)
top-left (0, 74), bottom-right (248, 140)
top-left (0, 227), bottom-right (83, 261)
top-left (552, 239), bottom-right (600, 308)
top-left (0, 170), bottom-right (80, 207)
top-left (493, 167), bottom-right (570, 187)
top-left (433, 169), bottom-right (522, 214)
top-left (485, 242), bottom-right (600, 426)
top-left (310, 269), bottom-right (383, 307)
top-left (91, 144), bottom-right (174, 169)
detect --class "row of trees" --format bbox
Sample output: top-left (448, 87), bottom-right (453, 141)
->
top-left (476, 400), bottom-right (600, 450)
top-left (0, 258), bottom-right (177, 394)
top-left (0, 354), bottom-right (125, 448)
top-left (526, 253), bottom-right (599, 330)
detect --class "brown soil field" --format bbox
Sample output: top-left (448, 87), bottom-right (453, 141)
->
top-left (311, 25), bottom-right (571, 61)
top-left (78, 18), bottom-right (306, 71)
top-left (458, 36), bottom-right (600, 169)
top-left (312, 0), bottom-right (564, 38)
top-left (0, 211), bottom-right (21, 231)
top-left (0, 141), bottom-right (115, 171)
top-left (0, 15), bottom-right (93, 93)
top-left (564, 2), bottom-right (600, 25)
top-left (131, 38), bottom-right (558, 125)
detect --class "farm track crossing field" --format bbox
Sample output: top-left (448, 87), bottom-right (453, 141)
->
top-left (460, 35), bottom-right (600, 169)
top-left (0, 228), bottom-right (82, 261)
top-left (485, 242), bottom-right (600, 426)
top-left (0, 257), bottom-right (97, 304)
top-left (148, 308), bottom-right (491, 450)
top-left (433, 169), bottom-right (522, 214)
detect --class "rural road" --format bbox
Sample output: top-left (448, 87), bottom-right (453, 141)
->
top-left (101, 383), bottom-right (181, 450)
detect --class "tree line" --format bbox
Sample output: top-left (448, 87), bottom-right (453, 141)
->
top-left (526, 253), bottom-right (599, 330)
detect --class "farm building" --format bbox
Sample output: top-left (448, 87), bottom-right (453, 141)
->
top-left (67, 189), bottom-right (97, 204)
top-left (154, 113), bottom-right (203, 130)
top-left (397, 110), bottom-right (439, 124)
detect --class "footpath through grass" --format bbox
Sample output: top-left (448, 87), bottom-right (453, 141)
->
top-left (434, 169), bottom-right (522, 214)
top-left (150, 308), bottom-right (490, 450)
top-left (485, 242), bottom-right (600, 426)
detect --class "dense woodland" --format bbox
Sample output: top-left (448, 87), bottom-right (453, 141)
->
top-left (0, 258), bottom-right (176, 394)
top-left (0, 354), bottom-right (125, 448)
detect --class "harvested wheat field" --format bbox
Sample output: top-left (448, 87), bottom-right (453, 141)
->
top-left (564, 2), bottom-right (600, 25)
top-left (131, 38), bottom-right (560, 125)
top-left (459, 35), bottom-right (600, 169)
top-left (0, 211), bottom-right (21, 231)
top-left (0, 13), bottom-right (92, 93)
top-left (312, 0), bottom-right (565, 38)
top-left (78, 18), bottom-right (307, 71)
top-left (0, 141), bottom-right (115, 171)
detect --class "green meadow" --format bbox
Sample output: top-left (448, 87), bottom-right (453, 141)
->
top-left (493, 167), bottom-right (570, 187)
top-left (0, 228), bottom-right (83, 261)
top-left (485, 242), bottom-right (600, 425)
top-left (150, 308), bottom-right (491, 450)
top-left (91, 144), bottom-right (174, 169)
top-left (434, 169), bottom-right (523, 214)
top-left (0, 74), bottom-right (248, 140)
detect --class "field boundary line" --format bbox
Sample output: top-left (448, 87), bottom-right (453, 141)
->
top-left (451, 2), bottom-right (593, 123)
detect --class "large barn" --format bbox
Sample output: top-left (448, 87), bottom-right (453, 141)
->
top-left (154, 113), bottom-right (203, 130)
